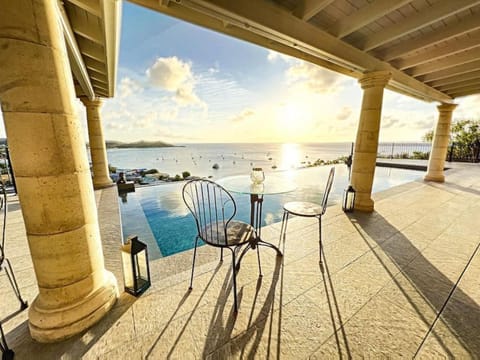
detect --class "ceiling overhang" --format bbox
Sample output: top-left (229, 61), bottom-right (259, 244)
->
top-left (130, 0), bottom-right (480, 103)
top-left (57, 0), bottom-right (122, 100)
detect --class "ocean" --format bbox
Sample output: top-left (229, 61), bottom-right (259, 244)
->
top-left (110, 142), bottom-right (427, 258)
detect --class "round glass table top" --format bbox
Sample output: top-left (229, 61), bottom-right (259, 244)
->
top-left (217, 175), bottom-right (297, 195)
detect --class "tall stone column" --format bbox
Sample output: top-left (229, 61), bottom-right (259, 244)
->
top-left (351, 71), bottom-right (392, 212)
top-left (80, 97), bottom-right (114, 189)
top-left (424, 103), bottom-right (457, 182)
top-left (0, 0), bottom-right (118, 342)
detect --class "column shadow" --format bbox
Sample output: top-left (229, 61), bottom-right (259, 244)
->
top-left (350, 212), bottom-right (480, 357)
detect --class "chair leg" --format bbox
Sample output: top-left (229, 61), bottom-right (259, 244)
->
top-left (220, 248), bottom-right (223, 262)
top-left (1, 323), bottom-right (14, 360)
top-left (256, 245), bottom-right (262, 277)
top-left (280, 211), bottom-right (289, 243)
top-left (318, 216), bottom-right (323, 264)
top-left (189, 237), bottom-right (199, 290)
top-left (229, 248), bottom-right (239, 313)
top-left (4, 259), bottom-right (28, 310)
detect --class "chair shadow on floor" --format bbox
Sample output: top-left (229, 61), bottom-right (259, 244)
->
top-left (144, 253), bottom-right (283, 359)
top-left (350, 211), bottom-right (480, 358)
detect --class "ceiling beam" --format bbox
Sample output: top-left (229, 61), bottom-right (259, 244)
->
top-left (66, 0), bottom-right (101, 17)
top-left (394, 32), bottom-right (480, 70)
top-left (90, 74), bottom-right (109, 84)
top-left (57, 2), bottom-right (95, 100)
top-left (85, 57), bottom-right (107, 74)
top-left (447, 83), bottom-right (480, 95)
top-left (101, 0), bottom-right (122, 97)
top-left (409, 47), bottom-right (480, 77)
top-left (420, 60), bottom-right (480, 82)
top-left (293, 0), bottom-right (334, 21)
top-left (378, 13), bottom-right (480, 61)
top-left (331, 0), bottom-right (411, 38)
top-left (450, 89), bottom-right (480, 98)
top-left (437, 79), bottom-right (480, 92)
top-left (70, 13), bottom-right (104, 44)
top-left (428, 70), bottom-right (480, 87)
top-left (361, 0), bottom-right (480, 51)
top-left (77, 37), bottom-right (105, 62)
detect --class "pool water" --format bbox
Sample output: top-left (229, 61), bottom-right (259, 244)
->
top-left (118, 165), bottom-right (423, 259)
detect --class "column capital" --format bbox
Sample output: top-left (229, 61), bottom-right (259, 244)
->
top-left (437, 102), bottom-right (458, 113)
top-left (358, 71), bottom-right (392, 90)
top-left (79, 96), bottom-right (104, 108)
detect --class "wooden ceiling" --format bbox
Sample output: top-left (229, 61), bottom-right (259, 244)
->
top-left (130, 0), bottom-right (480, 103)
top-left (59, 0), bottom-right (121, 99)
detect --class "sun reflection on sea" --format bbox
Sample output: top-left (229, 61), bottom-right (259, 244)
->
top-left (279, 143), bottom-right (301, 171)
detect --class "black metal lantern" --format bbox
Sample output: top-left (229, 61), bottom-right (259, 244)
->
top-left (121, 235), bottom-right (151, 296)
top-left (342, 185), bottom-right (356, 213)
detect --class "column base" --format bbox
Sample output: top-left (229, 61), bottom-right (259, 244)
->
top-left (354, 198), bottom-right (374, 213)
top-left (93, 180), bottom-right (115, 190)
top-left (28, 271), bottom-right (118, 343)
top-left (424, 173), bottom-right (445, 182)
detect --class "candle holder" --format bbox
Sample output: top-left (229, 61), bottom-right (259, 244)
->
top-left (250, 167), bottom-right (265, 184)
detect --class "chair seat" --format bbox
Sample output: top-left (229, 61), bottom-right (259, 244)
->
top-left (283, 201), bottom-right (323, 217)
top-left (202, 220), bottom-right (256, 246)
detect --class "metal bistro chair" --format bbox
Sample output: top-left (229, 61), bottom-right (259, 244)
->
top-left (280, 167), bottom-right (335, 264)
top-left (182, 179), bottom-right (259, 313)
top-left (0, 184), bottom-right (28, 360)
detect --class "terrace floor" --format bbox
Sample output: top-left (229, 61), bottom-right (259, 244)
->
top-left (1, 163), bottom-right (480, 359)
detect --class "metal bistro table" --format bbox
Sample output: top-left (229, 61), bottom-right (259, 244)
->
top-left (217, 174), bottom-right (296, 273)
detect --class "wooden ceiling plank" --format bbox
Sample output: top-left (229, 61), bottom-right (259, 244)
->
top-left (77, 37), bottom-right (105, 62)
top-left (409, 47), bottom-right (480, 77)
top-left (420, 59), bottom-right (480, 82)
top-left (450, 89), bottom-right (480, 97)
top-left (379, 13), bottom-right (480, 61)
top-left (361, 0), bottom-right (480, 51)
top-left (66, 0), bottom-right (101, 17)
top-left (70, 14), bottom-right (104, 44)
top-left (447, 83), bottom-right (480, 94)
top-left (331, 0), bottom-right (412, 38)
top-left (293, 0), bottom-right (335, 21)
top-left (395, 32), bottom-right (480, 70)
top-left (428, 70), bottom-right (480, 87)
top-left (437, 79), bottom-right (480, 91)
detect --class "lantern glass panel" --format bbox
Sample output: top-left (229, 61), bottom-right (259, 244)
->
top-left (122, 243), bottom-right (134, 289)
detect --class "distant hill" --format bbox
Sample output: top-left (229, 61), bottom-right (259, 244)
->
top-left (105, 140), bottom-right (175, 148)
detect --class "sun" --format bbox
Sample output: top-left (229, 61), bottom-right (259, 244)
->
top-left (276, 101), bottom-right (313, 140)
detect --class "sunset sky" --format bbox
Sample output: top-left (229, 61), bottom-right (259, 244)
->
top-left (2, 2), bottom-right (480, 144)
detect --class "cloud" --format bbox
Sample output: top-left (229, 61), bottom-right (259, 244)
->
top-left (381, 115), bottom-right (402, 128)
top-left (146, 56), bottom-right (206, 108)
top-left (286, 61), bottom-right (346, 94)
top-left (336, 106), bottom-right (353, 121)
top-left (146, 56), bottom-right (192, 91)
top-left (118, 77), bottom-right (143, 98)
top-left (230, 109), bottom-right (255, 123)
top-left (267, 50), bottom-right (294, 63)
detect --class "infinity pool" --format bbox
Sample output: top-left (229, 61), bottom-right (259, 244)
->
top-left (118, 165), bottom-right (423, 259)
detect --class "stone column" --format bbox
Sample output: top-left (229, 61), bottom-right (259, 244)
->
top-left (80, 97), bottom-right (114, 189)
top-left (351, 71), bottom-right (392, 212)
top-left (0, 0), bottom-right (118, 342)
top-left (424, 103), bottom-right (457, 182)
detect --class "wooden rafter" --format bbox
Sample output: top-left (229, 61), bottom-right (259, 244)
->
top-left (330, 0), bottom-right (411, 38)
top-left (437, 79), bottom-right (480, 92)
top-left (428, 70), bottom-right (480, 87)
top-left (409, 47), bottom-right (480, 77)
top-left (420, 59), bottom-right (480, 82)
top-left (394, 32), bottom-right (480, 70)
top-left (292, 0), bottom-right (334, 21)
top-left (361, 0), bottom-right (480, 51)
top-left (66, 0), bottom-right (101, 17)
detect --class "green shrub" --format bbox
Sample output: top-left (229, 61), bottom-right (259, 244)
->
top-left (182, 171), bottom-right (191, 179)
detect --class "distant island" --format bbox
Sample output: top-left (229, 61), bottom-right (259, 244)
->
top-left (105, 140), bottom-right (177, 149)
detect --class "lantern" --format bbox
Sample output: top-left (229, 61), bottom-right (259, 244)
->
top-left (121, 235), bottom-right (151, 296)
top-left (342, 185), bottom-right (356, 213)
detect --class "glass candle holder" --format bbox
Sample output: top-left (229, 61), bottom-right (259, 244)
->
top-left (250, 167), bottom-right (265, 184)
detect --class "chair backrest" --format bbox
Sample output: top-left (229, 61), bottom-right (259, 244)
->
top-left (320, 167), bottom-right (335, 215)
top-left (182, 179), bottom-right (236, 246)
top-left (0, 184), bottom-right (6, 264)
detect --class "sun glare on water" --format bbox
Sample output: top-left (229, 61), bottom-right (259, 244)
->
top-left (279, 143), bottom-right (301, 171)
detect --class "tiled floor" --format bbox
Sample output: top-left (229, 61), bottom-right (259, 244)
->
top-left (1, 164), bottom-right (480, 359)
